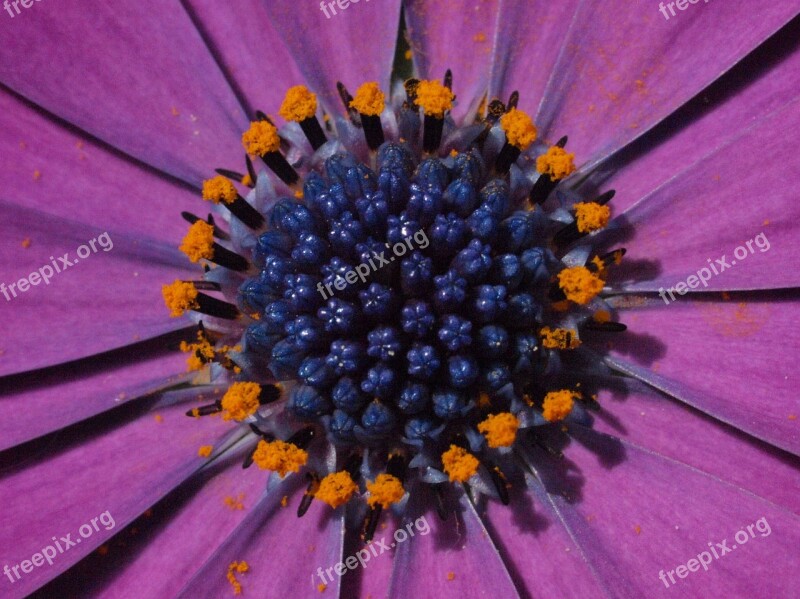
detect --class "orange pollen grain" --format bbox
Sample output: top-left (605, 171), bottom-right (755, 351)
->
top-left (557, 266), bottom-right (604, 305)
top-left (279, 85), bottom-right (318, 122)
top-left (542, 390), bottom-right (580, 422)
top-left (540, 327), bottom-right (581, 350)
top-left (350, 82), bottom-right (386, 117)
top-left (500, 108), bottom-right (538, 150)
top-left (315, 471), bottom-right (359, 509)
top-left (251, 439), bottom-right (308, 477)
top-left (477, 412), bottom-right (520, 448)
top-left (242, 120), bottom-right (280, 155)
top-left (180, 220), bottom-right (215, 263)
top-left (441, 445), bottom-right (479, 482)
top-left (221, 382), bottom-right (262, 421)
top-left (415, 79), bottom-right (455, 118)
top-left (536, 146), bottom-right (576, 181)
top-left (161, 280), bottom-right (198, 317)
top-left (198, 445), bottom-right (213, 458)
top-left (366, 474), bottom-right (405, 509)
top-left (226, 561), bottom-right (249, 595)
top-left (202, 176), bottom-right (238, 204)
top-left (574, 202), bottom-right (611, 233)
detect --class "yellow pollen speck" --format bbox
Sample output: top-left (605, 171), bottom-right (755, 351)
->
top-left (574, 202), bottom-right (611, 233)
top-left (241, 173), bottom-right (253, 187)
top-left (33, 169), bottom-right (41, 181)
top-left (221, 382), bottom-right (262, 421)
top-left (415, 79), bottom-right (455, 118)
top-left (202, 176), bottom-right (238, 205)
top-left (404, 49), bottom-right (412, 60)
top-left (154, 414), bottom-right (163, 423)
top-left (441, 445), bottom-right (479, 483)
top-left (318, 583), bottom-right (327, 592)
top-left (280, 495), bottom-right (288, 508)
top-left (280, 85), bottom-right (318, 122)
top-left (242, 120), bottom-right (280, 155)
top-left (252, 439), bottom-right (308, 477)
top-left (198, 445), bottom-right (213, 458)
top-left (540, 327), bottom-right (581, 350)
top-left (224, 494), bottom-right (245, 510)
top-left (634, 525), bottom-right (642, 535)
top-left (473, 32), bottom-right (487, 42)
top-left (557, 266), bottom-right (604, 305)
top-left (542, 390), bottom-right (580, 422)
top-left (594, 310), bottom-right (612, 324)
top-left (350, 82), bottom-right (386, 117)
top-left (227, 561), bottom-right (249, 595)
top-left (500, 108), bottom-right (538, 151)
top-left (536, 146), bottom-right (576, 181)
top-left (294, 189), bottom-right (304, 199)
top-left (447, 572), bottom-right (456, 581)
top-left (21, 237), bottom-right (31, 248)
top-left (366, 474), bottom-right (405, 509)
top-left (180, 331), bottom-right (215, 372)
top-left (478, 392), bottom-right (492, 408)
top-left (171, 106), bottom-right (180, 116)
top-left (180, 220), bottom-right (215, 263)
top-left (788, 414), bottom-right (797, 421)
top-left (162, 280), bottom-right (199, 317)
top-left (316, 471), bottom-right (359, 508)
top-left (190, 408), bottom-right (200, 418)
top-left (477, 412), bottom-right (520, 448)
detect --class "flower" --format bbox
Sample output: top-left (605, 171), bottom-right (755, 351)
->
top-left (1, 3), bottom-right (799, 598)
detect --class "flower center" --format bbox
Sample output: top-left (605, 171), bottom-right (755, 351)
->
top-left (162, 77), bottom-right (629, 533)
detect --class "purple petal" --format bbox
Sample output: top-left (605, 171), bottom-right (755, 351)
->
top-left (0, 203), bottom-right (193, 376)
top-left (0, 388), bottom-right (232, 597)
top-left (0, 337), bottom-right (193, 450)
top-left (0, 89), bottom-right (204, 244)
top-left (176, 476), bottom-right (345, 598)
top-left (388, 484), bottom-right (519, 597)
top-left (181, 0), bottom-right (305, 117)
top-left (603, 99), bottom-right (800, 292)
top-left (480, 482), bottom-right (610, 597)
top-left (268, 1), bottom-right (402, 114)
top-left (591, 378), bottom-right (800, 515)
top-left (50, 444), bottom-right (268, 598)
top-left (599, 294), bottom-right (800, 456)
top-left (524, 426), bottom-right (800, 597)
top-left (404, 0), bottom-right (500, 121)
top-left (0, 0), bottom-right (249, 186)
top-left (535, 2), bottom-right (800, 165)
top-left (584, 21), bottom-right (800, 213)
top-left (488, 0), bottom-right (581, 113)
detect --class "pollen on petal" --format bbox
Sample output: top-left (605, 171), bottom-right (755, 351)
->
top-left (242, 120), bottom-right (280, 155)
top-left (366, 473), bottom-right (405, 509)
top-left (316, 471), bottom-right (359, 508)
top-left (221, 382), bottom-right (262, 421)
top-left (542, 390), bottom-right (580, 422)
top-left (202, 175), bottom-right (238, 204)
top-left (416, 80), bottom-right (455, 118)
top-left (536, 146), bottom-right (576, 181)
top-left (279, 85), bottom-right (318, 122)
top-left (241, 173), bottom-right (253, 187)
top-left (162, 280), bottom-right (199, 317)
top-left (350, 82), bottom-right (386, 116)
top-left (574, 202), bottom-right (611, 233)
top-left (180, 220), bottom-right (215, 263)
top-left (540, 326), bottom-right (581, 350)
top-left (252, 439), bottom-right (308, 477)
top-left (557, 266), bottom-right (604, 305)
top-left (180, 331), bottom-right (216, 371)
top-left (198, 445), bottom-right (213, 458)
top-left (477, 412), bottom-right (520, 448)
top-left (441, 445), bottom-right (479, 482)
top-left (500, 108), bottom-right (538, 150)
top-left (226, 561), bottom-right (249, 596)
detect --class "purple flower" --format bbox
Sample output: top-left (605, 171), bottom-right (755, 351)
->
top-left (1, 2), bottom-right (799, 598)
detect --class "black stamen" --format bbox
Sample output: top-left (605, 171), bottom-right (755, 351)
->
top-left (386, 453), bottom-right (407, 481)
top-left (362, 506), bottom-right (382, 543)
top-left (287, 426), bottom-right (316, 449)
top-left (336, 82), bottom-right (361, 125)
top-left (227, 195), bottom-right (266, 230)
top-left (254, 110), bottom-right (275, 125)
top-left (299, 117), bottom-right (328, 151)
top-left (556, 135), bottom-right (568, 148)
top-left (210, 243), bottom-right (250, 272)
top-left (344, 453), bottom-right (363, 481)
top-left (189, 281), bottom-right (221, 291)
top-left (433, 484), bottom-right (450, 521)
top-left (215, 168), bottom-right (245, 181)
top-left (359, 113), bottom-right (385, 151)
top-left (404, 79), bottom-right (420, 109)
top-left (507, 90), bottom-right (519, 111)
top-left (297, 472), bottom-right (320, 518)
top-left (583, 321), bottom-right (628, 332)
top-left (488, 465), bottom-right (510, 505)
top-left (261, 151), bottom-right (299, 186)
top-left (195, 291), bottom-right (240, 320)
top-left (259, 384), bottom-right (283, 405)
top-left (185, 401), bottom-right (221, 417)
top-left (245, 155), bottom-right (258, 187)
top-left (443, 69), bottom-right (453, 90)
top-left (529, 136), bottom-right (570, 205)
top-left (423, 114), bottom-right (445, 154)
top-left (494, 143), bottom-right (521, 175)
